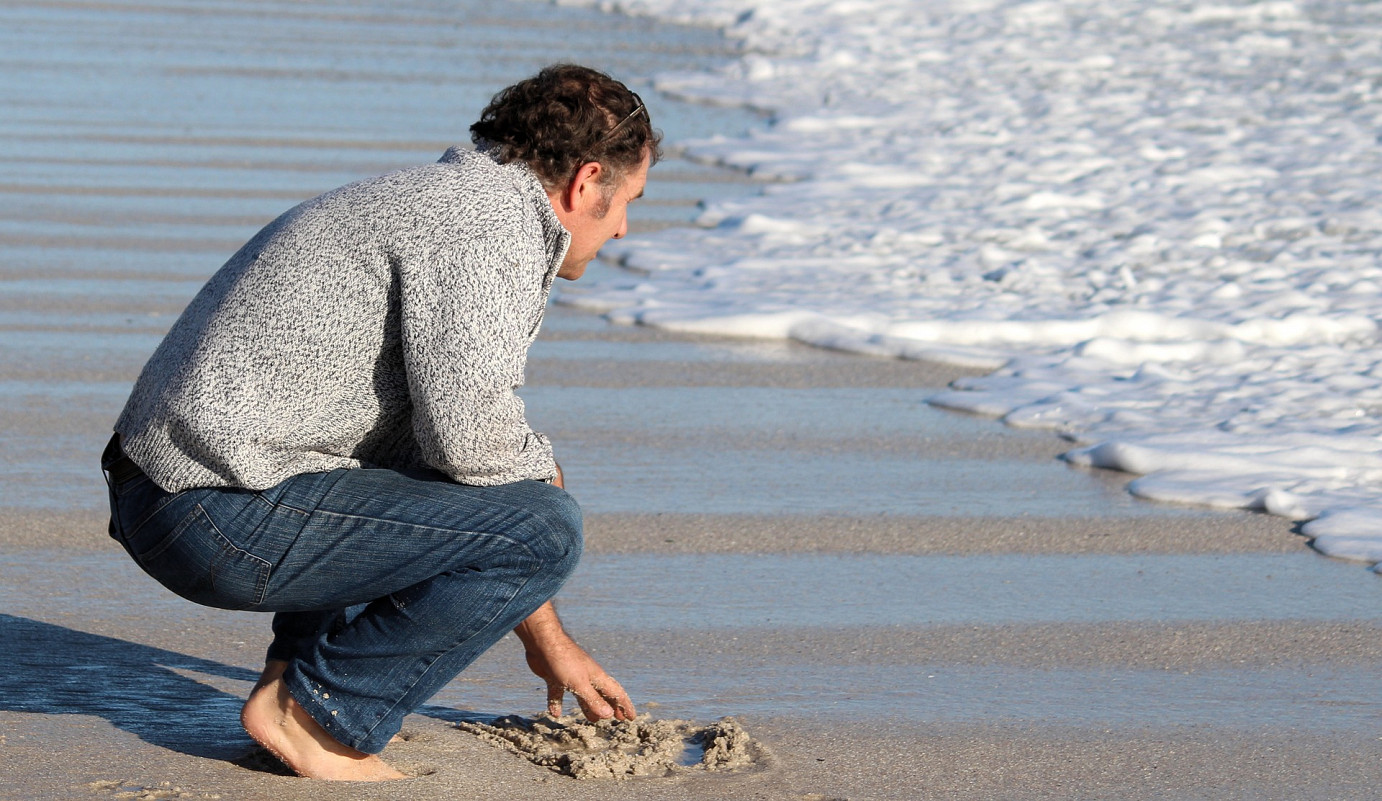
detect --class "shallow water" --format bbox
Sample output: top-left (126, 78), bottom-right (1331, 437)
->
top-left (7, 550), bottom-right (1381, 733)
top-left (562, 552), bottom-right (1382, 628)
top-left (576, 662), bottom-right (1382, 730)
top-left (0, 0), bottom-right (765, 293)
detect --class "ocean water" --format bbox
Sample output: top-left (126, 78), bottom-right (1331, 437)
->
top-left (554, 0), bottom-right (1382, 568)
top-left (0, 0), bottom-right (763, 251)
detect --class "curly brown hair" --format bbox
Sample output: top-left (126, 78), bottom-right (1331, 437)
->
top-left (470, 64), bottom-right (662, 192)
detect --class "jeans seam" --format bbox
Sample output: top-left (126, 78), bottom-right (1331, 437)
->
top-left (123, 491), bottom-right (182, 541)
top-left (322, 474), bottom-right (575, 528)
top-left (138, 502), bottom-right (205, 562)
top-left (250, 493), bottom-right (304, 515)
top-left (307, 510), bottom-right (543, 554)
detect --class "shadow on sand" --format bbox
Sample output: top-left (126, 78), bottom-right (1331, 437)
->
top-left (0, 613), bottom-right (261, 760)
top-left (1, 613), bottom-right (493, 769)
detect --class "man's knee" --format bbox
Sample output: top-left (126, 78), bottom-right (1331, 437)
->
top-left (525, 482), bottom-right (583, 578)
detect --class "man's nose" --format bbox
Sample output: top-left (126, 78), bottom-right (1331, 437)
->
top-left (612, 215), bottom-right (628, 240)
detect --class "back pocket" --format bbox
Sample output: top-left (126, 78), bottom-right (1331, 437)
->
top-left (133, 503), bottom-right (272, 611)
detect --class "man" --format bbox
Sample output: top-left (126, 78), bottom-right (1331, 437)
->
top-left (100, 64), bottom-right (659, 780)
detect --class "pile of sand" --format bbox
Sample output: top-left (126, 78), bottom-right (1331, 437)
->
top-left (455, 713), bottom-right (764, 780)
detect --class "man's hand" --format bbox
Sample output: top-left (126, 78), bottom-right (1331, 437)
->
top-left (514, 602), bottom-right (634, 721)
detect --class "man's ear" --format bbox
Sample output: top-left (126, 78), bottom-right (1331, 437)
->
top-left (562, 161), bottom-right (604, 213)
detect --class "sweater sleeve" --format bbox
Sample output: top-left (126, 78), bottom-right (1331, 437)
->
top-left (396, 237), bottom-right (557, 486)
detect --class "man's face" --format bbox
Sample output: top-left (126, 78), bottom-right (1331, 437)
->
top-left (553, 152), bottom-right (650, 281)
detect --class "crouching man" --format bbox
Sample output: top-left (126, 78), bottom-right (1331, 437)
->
top-left (101, 64), bottom-right (657, 780)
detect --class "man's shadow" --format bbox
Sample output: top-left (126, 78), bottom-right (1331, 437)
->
top-left (0, 614), bottom-right (489, 767)
top-left (1, 613), bottom-right (262, 761)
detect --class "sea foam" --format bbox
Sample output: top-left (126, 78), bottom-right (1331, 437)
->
top-left (557, 0), bottom-right (1382, 568)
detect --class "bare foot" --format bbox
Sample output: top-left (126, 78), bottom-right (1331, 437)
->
top-left (256, 660), bottom-right (403, 745)
top-left (241, 676), bottom-right (406, 781)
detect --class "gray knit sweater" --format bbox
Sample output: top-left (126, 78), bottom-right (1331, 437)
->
top-left (116, 147), bottom-right (569, 492)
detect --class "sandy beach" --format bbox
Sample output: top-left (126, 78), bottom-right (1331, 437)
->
top-left (4, 1), bottom-right (1382, 798)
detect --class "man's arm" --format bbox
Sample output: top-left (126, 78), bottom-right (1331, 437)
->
top-left (397, 234), bottom-right (559, 487)
top-left (518, 467), bottom-right (632, 720)
top-left (514, 600), bottom-right (635, 721)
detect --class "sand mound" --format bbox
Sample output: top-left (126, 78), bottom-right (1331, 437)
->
top-left (455, 713), bottom-right (764, 780)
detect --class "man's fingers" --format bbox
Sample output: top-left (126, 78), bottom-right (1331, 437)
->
top-left (569, 680), bottom-right (615, 721)
top-left (529, 645), bottom-right (634, 723)
top-left (593, 676), bottom-right (636, 720)
top-left (611, 693), bottom-right (635, 720)
top-left (546, 680), bottom-right (564, 718)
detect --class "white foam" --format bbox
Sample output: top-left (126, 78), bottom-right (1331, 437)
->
top-left (557, 0), bottom-right (1382, 567)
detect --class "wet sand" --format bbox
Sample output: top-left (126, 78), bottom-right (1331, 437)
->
top-left (5, 1), bottom-right (1382, 799)
top-left (6, 311), bottom-right (1382, 800)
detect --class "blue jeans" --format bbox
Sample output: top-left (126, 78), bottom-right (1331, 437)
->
top-left (102, 438), bottom-right (582, 754)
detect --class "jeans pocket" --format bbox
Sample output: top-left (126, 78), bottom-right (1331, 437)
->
top-left (131, 502), bottom-right (273, 611)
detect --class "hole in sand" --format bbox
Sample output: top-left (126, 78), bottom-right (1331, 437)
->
top-left (392, 761), bottom-right (439, 778)
top-left (456, 713), bottom-right (765, 780)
